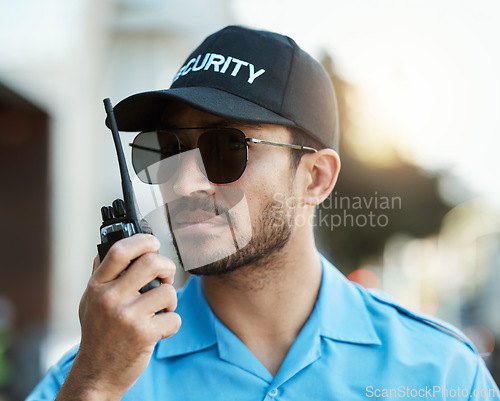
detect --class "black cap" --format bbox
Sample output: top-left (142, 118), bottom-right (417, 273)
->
top-left (112, 25), bottom-right (339, 149)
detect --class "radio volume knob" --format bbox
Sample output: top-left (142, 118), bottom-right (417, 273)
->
top-left (112, 199), bottom-right (126, 217)
top-left (101, 206), bottom-right (114, 222)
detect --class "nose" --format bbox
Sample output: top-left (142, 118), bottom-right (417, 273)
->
top-left (172, 149), bottom-right (214, 198)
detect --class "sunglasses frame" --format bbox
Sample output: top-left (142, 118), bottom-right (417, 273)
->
top-left (129, 127), bottom-right (318, 184)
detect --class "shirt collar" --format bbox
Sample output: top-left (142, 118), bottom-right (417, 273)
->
top-left (156, 254), bottom-right (380, 359)
top-left (156, 274), bottom-right (217, 359)
top-left (317, 254), bottom-right (381, 346)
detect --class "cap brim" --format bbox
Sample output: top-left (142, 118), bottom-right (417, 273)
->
top-left (110, 87), bottom-right (296, 132)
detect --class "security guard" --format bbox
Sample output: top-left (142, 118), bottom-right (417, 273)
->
top-left (28, 26), bottom-right (499, 400)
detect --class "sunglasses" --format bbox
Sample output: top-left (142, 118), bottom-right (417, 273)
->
top-left (129, 127), bottom-right (317, 185)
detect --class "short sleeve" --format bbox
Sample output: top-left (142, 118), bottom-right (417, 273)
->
top-left (25, 346), bottom-right (78, 401)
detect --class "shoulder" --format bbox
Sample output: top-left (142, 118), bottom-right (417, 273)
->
top-left (354, 285), bottom-right (500, 391)
top-left (365, 287), bottom-right (476, 350)
top-left (319, 256), bottom-right (478, 359)
top-left (320, 256), bottom-right (477, 357)
top-left (352, 282), bottom-right (479, 364)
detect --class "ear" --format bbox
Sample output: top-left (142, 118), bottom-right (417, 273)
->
top-left (299, 149), bottom-right (341, 206)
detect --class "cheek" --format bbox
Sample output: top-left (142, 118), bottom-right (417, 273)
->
top-left (235, 151), bottom-right (295, 218)
top-left (244, 148), bottom-right (292, 188)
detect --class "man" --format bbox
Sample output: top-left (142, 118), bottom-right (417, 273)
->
top-left (28, 26), bottom-right (498, 400)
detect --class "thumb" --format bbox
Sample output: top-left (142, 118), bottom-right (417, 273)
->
top-left (92, 254), bottom-right (101, 273)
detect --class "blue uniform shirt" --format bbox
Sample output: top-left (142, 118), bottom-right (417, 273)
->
top-left (28, 255), bottom-right (499, 400)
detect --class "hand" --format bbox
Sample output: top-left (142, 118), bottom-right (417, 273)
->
top-left (56, 234), bottom-right (181, 400)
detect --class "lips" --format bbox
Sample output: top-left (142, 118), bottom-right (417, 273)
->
top-left (173, 210), bottom-right (226, 229)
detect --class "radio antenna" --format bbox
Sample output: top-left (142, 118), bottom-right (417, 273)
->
top-left (103, 98), bottom-right (140, 227)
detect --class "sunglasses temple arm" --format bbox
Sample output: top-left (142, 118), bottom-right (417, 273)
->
top-left (246, 138), bottom-right (317, 152)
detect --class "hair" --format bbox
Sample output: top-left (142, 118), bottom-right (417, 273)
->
top-left (288, 127), bottom-right (325, 169)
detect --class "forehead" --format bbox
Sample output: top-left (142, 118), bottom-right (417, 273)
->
top-left (159, 100), bottom-right (237, 128)
top-left (158, 100), bottom-right (291, 142)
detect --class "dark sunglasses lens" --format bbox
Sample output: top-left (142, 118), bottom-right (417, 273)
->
top-left (198, 129), bottom-right (247, 184)
top-left (132, 131), bottom-right (179, 184)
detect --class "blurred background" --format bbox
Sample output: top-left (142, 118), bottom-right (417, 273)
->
top-left (0, 0), bottom-right (499, 398)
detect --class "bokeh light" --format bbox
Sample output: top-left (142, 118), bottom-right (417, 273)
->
top-left (347, 268), bottom-right (382, 290)
top-left (463, 325), bottom-right (496, 360)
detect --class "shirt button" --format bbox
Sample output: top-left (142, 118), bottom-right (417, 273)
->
top-left (268, 388), bottom-right (279, 397)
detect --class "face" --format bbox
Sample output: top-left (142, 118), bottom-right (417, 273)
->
top-left (152, 102), bottom-right (299, 276)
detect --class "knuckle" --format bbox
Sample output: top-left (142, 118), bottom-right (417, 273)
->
top-left (147, 234), bottom-right (161, 248)
top-left (107, 242), bottom-right (126, 263)
top-left (155, 255), bottom-right (176, 278)
top-left (161, 256), bottom-right (176, 273)
top-left (140, 252), bottom-right (158, 267)
top-left (100, 288), bottom-right (118, 312)
top-left (92, 254), bottom-right (100, 272)
top-left (114, 305), bottom-right (125, 321)
top-left (137, 234), bottom-right (159, 251)
top-left (129, 320), bottom-right (150, 342)
top-left (115, 305), bottom-right (132, 324)
top-left (162, 284), bottom-right (177, 300)
top-left (171, 313), bottom-right (182, 331)
top-left (161, 284), bottom-right (178, 310)
top-left (87, 277), bottom-right (100, 293)
top-left (164, 313), bottom-right (182, 338)
top-left (142, 253), bottom-right (173, 278)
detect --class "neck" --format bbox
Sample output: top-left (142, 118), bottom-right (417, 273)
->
top-left (200, 232), bottom-right (323, 376)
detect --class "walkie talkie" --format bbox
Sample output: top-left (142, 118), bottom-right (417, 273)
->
top-left (97, 98), bottom-right (161, 294)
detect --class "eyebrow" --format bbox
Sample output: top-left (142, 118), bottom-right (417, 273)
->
top-left (216, 119), bottom-right (263, 129)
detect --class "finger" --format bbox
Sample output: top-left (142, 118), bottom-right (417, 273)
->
top-left (130, 283), bottom-right (178, 315)
top-left (151, 311), bottom-right (182, 341)
top-left (93, 234), bottom-right (161, 283)
top-left (92, 254), bottom-right (100, 273)
top-left (118, 253), bottom-right (176, 294)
